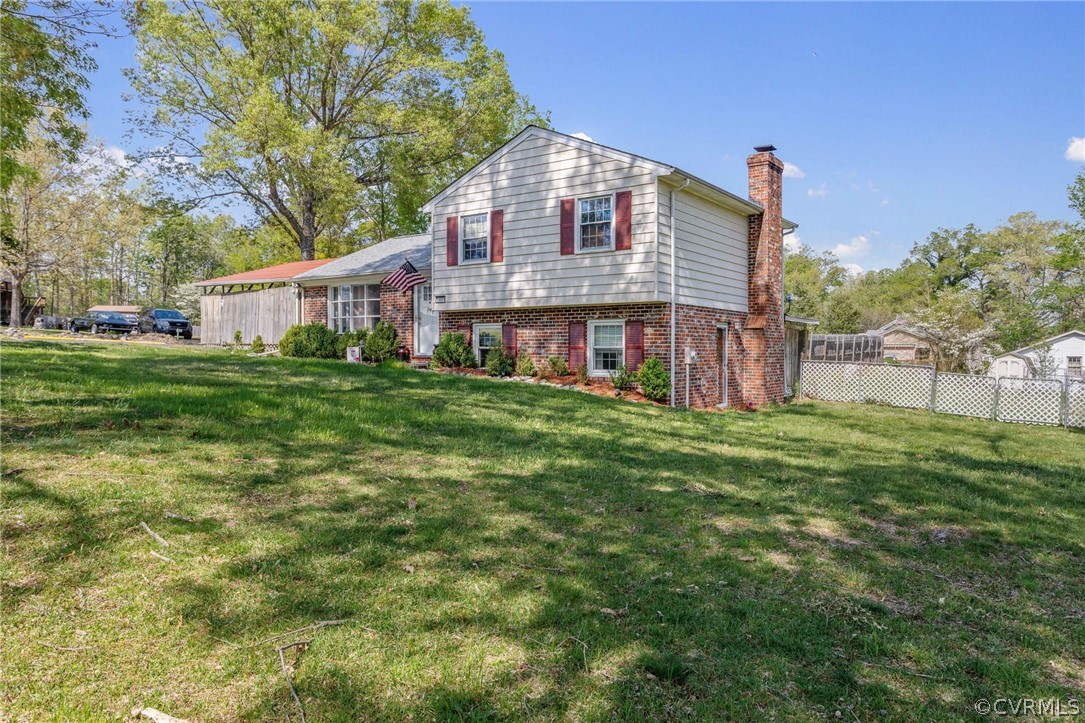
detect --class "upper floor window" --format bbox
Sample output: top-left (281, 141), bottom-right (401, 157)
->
top-left (461, 213), bottom-right (489, 263)
top-left (588, 320), bottom-right (624, 376)
top-left (578, 195), bottom-right (612, 251)
top-left (329, 284), bottom-right (380, 333)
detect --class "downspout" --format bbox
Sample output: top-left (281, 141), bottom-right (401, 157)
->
top-left (669, 178), bottom-right (690, 407)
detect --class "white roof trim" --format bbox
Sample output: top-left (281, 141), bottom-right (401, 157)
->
top-left (1006, 329), bottom-right (1085, 356)
top-left (423, 126), bottom-right (671, 213)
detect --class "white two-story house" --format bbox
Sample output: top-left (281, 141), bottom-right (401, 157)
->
top-left (199, 127), bottom-right (811, 408)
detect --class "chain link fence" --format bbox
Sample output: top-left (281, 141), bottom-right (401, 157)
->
top-left (800, 361), bottom-right (1084, 428)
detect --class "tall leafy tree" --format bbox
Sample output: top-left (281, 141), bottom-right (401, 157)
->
top-left (783, 244), bottom-right (847, 320)
top-left (125, 0), bottom-right (547, 260)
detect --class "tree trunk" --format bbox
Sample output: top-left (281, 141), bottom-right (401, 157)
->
top-left (299, 194), bottom-right (317, 261)
top-left (10, 279), bottom-right (23, 328)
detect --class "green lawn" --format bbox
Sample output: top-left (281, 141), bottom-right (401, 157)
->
top-left (2, 341), bottom-right (1083, 721)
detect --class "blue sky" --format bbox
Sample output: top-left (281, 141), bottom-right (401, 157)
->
top-left (86, 2), bottom-right (1084, 272)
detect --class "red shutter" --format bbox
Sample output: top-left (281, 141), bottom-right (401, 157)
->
top-left (502, 323), bottom-right (517, 354)
top-left (625, 320), bottom-right (644, 371)
top-left (446, 216), bottom-right (459, 267)
top-left (615, 190), bottom-right (632, 251)
top-left (560, 198), bottom-right (575, 255)
top-left (568, 321), bottom-right (586, 369)
top-left (457, 324), bottom-right (471, 346)
top-left (490, 210), bottom-right (503, 263)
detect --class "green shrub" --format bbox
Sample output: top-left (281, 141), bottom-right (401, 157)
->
top-left (514, 351), bottom-right (536, 377)
top-left (547, 356), bottom-right (569, 376)
top-left (431, 332), bottom-right (476, 368)
top-left (232, 330), bottom-right (243, 347)
top-left (485, 347), bottom-right (515, 377)
top-left (279, 323), bottom-right (339, 359)
top-left (575, 363), bottom-right (589, 385)
top-left (363, 321), bottom-right (399, 362)
top-left (250, 335), bottom-right (265, 354)
top-left (610, 363), bottom-right (637, 391)
top-left (637, 357), bottom-right (670, 402)
top-left (335, 328), bottom-right (368, 359)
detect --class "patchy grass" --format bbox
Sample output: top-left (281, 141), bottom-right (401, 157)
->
top-left (2, 340), bottom-right (1083, 721)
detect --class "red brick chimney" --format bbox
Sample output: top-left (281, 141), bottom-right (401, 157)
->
top-left (742, 146), bottom-right (785, 406)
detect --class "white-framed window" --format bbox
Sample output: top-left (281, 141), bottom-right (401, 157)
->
top-left (328, 283), bottom-right (381, 333)
top-left (588, 320), bottom-right (624, 376)
top-left (473, 323), bottom-right (502, 365)
top-left (1069, 356), bottom-right (1083, 379)
top-left (461, 213), bottom-right (490, 263)
top-left (576, 194), bottom-right (613, 252)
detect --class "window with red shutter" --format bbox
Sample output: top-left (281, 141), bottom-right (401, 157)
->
top-left (625, 320), bottom-right (644, 371)
top-left (615, 190), bottom-right (632, 251)
top-left (502, 323), bottom-right (517, 354)
top-left (446, 216), bottom-right (459, 267)
top-left (560, 198), bottom-right (575, 255)
top-left (457, 324), bottom-right (471, 345)
top-left (568, 321), bottom-right (586, 368)
top-left (490, 209), bottom-right (504, 263)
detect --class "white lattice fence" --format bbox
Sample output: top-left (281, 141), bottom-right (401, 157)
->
top-left (858, 364), bottom-right (934, 409)
top-left (935, 373), bottom-right (996, 419)
top-left (1062, 380), bottom-right (1085, 428)
top-left (995, 378), bottom-right (1064, 426)
top-left (800, 362), bottom-right (861, 402)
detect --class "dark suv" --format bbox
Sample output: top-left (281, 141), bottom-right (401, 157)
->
top-left (70, 311), bottom-right (138, 335)
top-left (140, 309), bottom-right (193, 338)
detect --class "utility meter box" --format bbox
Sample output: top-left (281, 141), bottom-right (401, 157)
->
top-left (684, 347), bottom-right (698, 364)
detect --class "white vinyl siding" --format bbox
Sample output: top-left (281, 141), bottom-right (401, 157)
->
top-left (433, 133), bottom-right (659, 310)
top-left (659, 179), bottom-right (749, 312)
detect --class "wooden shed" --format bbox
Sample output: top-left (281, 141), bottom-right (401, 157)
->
top-left (196, 259), bottom-right (335, 345)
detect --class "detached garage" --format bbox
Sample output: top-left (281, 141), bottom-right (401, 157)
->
top-left (196, 259), bottom-right (334, 345)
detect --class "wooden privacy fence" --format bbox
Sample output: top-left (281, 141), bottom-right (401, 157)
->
top-left (199, 286), bottom-right (296, 345)
top-left (800, 360), bottom-right (1085, 428)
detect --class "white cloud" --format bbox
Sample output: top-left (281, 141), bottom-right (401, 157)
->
top-left (1066, 137), bottom-right (1085, 162)
top-left (807, 183), bottom-right (828, 199)
top-left (784, 233), bottom-right (802, 252)
top-left (843, 263), bottom-right (864, 276)
top-left (880, 197), bottom-right (890, 206)
top-left (570, 131), bottom-right (594, 142)
top-left (782, 162), bottom-right (805, 179)
top-left (833, 234), bottom-right (870, 259)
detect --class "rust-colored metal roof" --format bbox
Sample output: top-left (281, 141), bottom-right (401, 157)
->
top-left (89, 305), bottom-right (141, 314)
top-left (196, 258), bottom-right (337, 287)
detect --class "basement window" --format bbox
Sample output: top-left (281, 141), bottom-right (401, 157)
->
top-left (474, 323), bottom-right (501, 366)
top-left (588, 320), bottom-right (624, 376)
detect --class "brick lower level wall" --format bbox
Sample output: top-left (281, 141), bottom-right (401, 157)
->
top-left (380, 283), bottom-right (419, 360)
top-left (302, 286), bottom-right (328, 325)
top-left (672, 304), bottom-right (749, 409)
top-left (440, 303), bottom-right (671, 379)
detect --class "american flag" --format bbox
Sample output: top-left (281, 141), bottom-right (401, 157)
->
top-left (382, 258), bottom-right (426, 292)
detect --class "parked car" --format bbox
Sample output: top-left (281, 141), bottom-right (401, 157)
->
top-left (70, 311), bottom-right (138, 335)
top-left (140, 308), bottom-right (193, 339)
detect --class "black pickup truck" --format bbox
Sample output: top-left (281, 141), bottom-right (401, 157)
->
top-left (139, 309), bottom-right (193, 338)
top-left (69, 311), bottom-right (138, 335)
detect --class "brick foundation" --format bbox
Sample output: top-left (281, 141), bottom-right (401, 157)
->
top-left (380, 283), bottom-right (420, 360)
top-left (302, 286), bottom-right (328, 325)
top-left (672, 304), bottom-right (749, 409)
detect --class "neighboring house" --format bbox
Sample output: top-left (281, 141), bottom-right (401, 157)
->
top-left (0, 270), bottom-right (45, 326)
top-left (198, 126), bottom-right (813, 408)
top-left (868, 317), bottom-right (934, 363)
top-left (989, 330), bottom-right (1085, 380)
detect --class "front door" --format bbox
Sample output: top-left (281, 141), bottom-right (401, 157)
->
top-left (414, 283), bottom-right (439, 357)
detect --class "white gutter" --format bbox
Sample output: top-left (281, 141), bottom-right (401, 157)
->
top-left (669, 178), bottom-right (690, 407)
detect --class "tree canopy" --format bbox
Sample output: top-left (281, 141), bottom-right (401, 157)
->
top-left (125, 0), bottom-right (547, 260)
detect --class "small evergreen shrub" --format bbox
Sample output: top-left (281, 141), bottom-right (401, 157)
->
top-left (610, 363), bottom-right (637, 391)
top-left (431, 332), bottom-right (476, 368)
top-left (250, 335), bottom-right (265, 354)
top-left (363, 321), bottom-right (399, 362)
top-left (335, 328), bottom-right (368, 359)
top-left (548, 356), bottom-right (569, 376)
top-left (279, 323), bottom-right (339, 358)
top-left (637, 357), bottom-right (670, 402)
top-left (575, 363), bottom-right (589, 385)
top-left (232, 330), bottom-right (243, 347)
top-left (514, 351), bottom-right (536, 377)
top-left (485, 347), bottom-right (515, 377)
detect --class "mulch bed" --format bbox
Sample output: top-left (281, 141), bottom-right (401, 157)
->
top-left (426, 366), bottom-right (663, 405)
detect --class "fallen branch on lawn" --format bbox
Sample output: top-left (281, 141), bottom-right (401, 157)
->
top-left (515, 563), bottom-right (567, 574)
top-left (140, 521), bottom-right (169, 547)
top-left (164, 511), bottom-right (194, 523)
top-left (131, 707), bottom-right (189, 723)
top-left (149, 550), bottom-right (175, 563)
top-left (253, 619), bottom-right (351, 647)
top-left (278, 640), bottom-right (310, 723)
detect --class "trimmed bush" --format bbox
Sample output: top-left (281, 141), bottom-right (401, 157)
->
top-left (610, 363), bottom-right (637, 391)
top-left (250, 335), bottom-right (265, 354)
top-left (514, 351), bottom-right (536, 377)
top-left (547, 356), bottom-right (569, 376)
top-left (335, 328), bottom-right (368, 359)
top-left (279, 323), bottom-right (339, 359)
top-left (363, 321), bottom-right (399, 362)
top-left (431, 332), bottom-right (476, 368)
top-left (485, 347), bottom-right (515, 377)
top-left (637, 357), bottom-right (670, 402)
top-left (575, 363), bottom-right (589, 385)
top-left (232, 330), bottom-right (243, 347)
